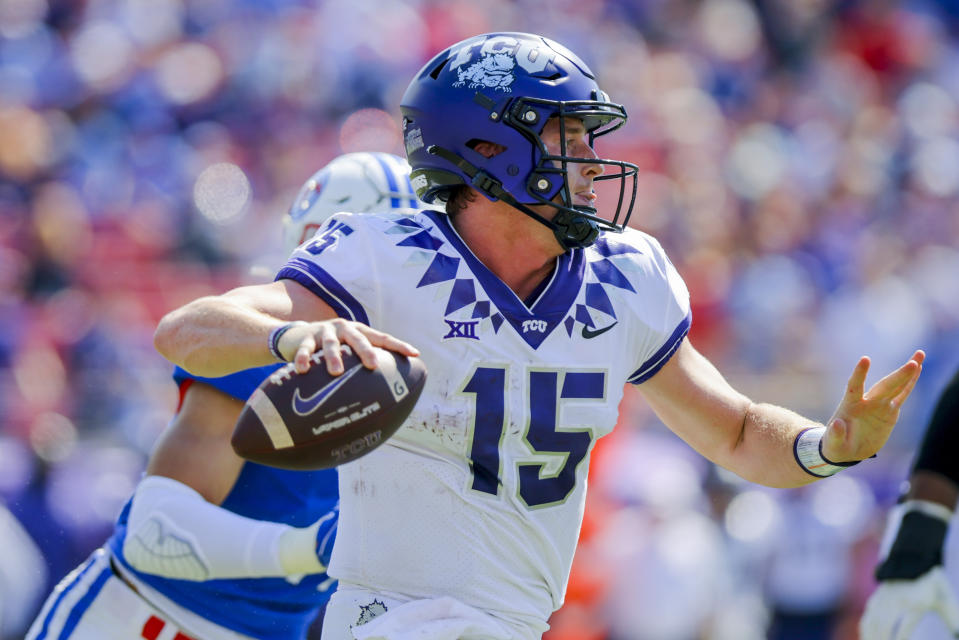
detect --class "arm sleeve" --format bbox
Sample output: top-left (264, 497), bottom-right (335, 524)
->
top-left (122, 476), bottom-right (326, 581)
top-left (624, 233), bottom-right (692, 384)
top-left (274, 214), bottom-right (382, 326)
top-left (913, 368), bottom-right (959, 486)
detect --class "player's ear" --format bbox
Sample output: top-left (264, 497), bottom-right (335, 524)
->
top-left (468, 140), bottom-right (507, 159)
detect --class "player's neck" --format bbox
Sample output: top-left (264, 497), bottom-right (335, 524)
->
top-left (452, 201), bottom-right (562, 301)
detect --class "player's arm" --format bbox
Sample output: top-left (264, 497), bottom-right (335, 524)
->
top-left (637, 338), bottom-right (924, 488)
top-left (860, 370), bottom-right (959, 640)
top-left (121, 381), bottom-right (336, 581)
top-left (154, 279), bottom-right (418, 378)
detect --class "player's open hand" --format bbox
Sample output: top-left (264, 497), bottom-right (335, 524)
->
top-left (277, 319), bottom-right (420, 375)
top-left (820, 350), bottom-right (924, 463)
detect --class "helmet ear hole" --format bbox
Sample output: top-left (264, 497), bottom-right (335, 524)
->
top-left (466, 139), bottom-right (507, 159)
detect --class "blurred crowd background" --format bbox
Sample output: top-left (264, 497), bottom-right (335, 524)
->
top-left (2, 0), bottom-right (959, 638)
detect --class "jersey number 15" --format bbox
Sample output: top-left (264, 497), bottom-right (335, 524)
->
top-left (461, 366), bottom-right (606, 509)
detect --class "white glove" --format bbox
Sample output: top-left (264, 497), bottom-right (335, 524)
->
top-left (859, 567), bottom-right (959, 640)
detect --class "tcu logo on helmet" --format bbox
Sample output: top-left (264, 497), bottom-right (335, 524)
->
top-left (450, 35), bottom-right (553, 92)
top-left (521, 319), bottom-right (547, 333)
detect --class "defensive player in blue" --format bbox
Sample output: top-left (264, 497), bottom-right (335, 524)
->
top-left (26, 152), bottom-right (434, 640)
top-left (155, 33), bottom-right (926, 640)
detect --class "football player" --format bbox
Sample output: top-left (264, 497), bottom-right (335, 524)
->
top-left (860, 367), bottom-right (959, 640)
top-left (154, 32), bottom-right (925, 640)
top-left (26, 152), bottom-right (431, 640)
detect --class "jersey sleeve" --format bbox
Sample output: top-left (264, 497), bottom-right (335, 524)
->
top-left (623, 233), bottom-right (692, 384)
top-left (274, 213), bottom-right (385, 327)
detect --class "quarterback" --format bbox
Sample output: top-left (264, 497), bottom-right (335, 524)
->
top-left (155, 33), bottom-right (925, 640)
top-left (27, 152), bottom-right (429, 640)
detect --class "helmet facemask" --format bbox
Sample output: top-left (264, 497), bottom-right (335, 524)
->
top-left (502, 93), bottom-right (639, 249)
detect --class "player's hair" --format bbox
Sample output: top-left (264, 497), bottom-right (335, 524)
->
top-left (444, 185), bottom-right (476, 217)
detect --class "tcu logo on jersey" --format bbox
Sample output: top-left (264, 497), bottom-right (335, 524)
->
top-left (449, 35), bottom-right (553, 92)
top-left (521, 319), bottom-right (547, 333)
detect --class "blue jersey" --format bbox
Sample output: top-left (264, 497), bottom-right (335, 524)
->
top-left (107, 365), bottom-right (340, 640)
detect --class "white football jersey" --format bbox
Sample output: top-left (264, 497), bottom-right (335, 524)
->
top-left (277, 210), bottom-right (691, 629)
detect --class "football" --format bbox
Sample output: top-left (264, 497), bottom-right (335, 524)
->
top-left (232, 345), bottom-right (427, 470)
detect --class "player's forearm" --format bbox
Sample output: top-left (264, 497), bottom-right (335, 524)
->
top-left (154, 295), bottom-right (283, 377)
top-left (122, 475), bottom-right (327, 581)
top-left (727, 402), bottom-right (826, 488)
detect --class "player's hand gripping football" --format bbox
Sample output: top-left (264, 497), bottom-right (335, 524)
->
top-left (819, 351), bottom-right (924, 463)
top-left (277, 319), bottom-right (419, 376)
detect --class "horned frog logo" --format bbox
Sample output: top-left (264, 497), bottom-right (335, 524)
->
top-left (354, 599), bottom-right (388, 626)
top-left (453, 51), bottom-right (516, 92)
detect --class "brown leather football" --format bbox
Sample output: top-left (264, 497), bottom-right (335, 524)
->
top-left (231, 345), bottom-right (426, 470)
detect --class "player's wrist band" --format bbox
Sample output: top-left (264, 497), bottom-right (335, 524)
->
top-left (793, 426), bottom-right (862, 478)
top-left (268, 321), bottom-right (307, 362)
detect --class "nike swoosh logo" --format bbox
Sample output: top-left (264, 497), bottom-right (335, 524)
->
top-left (292, 364), bottom-right (363, 416)
top-left (581, 322), bottom-right (618, 339)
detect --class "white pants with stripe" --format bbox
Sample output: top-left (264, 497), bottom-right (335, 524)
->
top-left (25, 548), bottom-right (251, 640)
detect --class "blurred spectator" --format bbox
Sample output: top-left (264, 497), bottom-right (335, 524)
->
top-left (0, 500), bottom-right (46, 639)
top-left (3, 1), bottom-right (959, 637)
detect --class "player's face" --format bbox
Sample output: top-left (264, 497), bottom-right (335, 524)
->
top-left (539, 117), bottom-right (603, 212)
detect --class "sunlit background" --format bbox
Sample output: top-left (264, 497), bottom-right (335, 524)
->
top-left (2, 1), bottom-right (959, 638)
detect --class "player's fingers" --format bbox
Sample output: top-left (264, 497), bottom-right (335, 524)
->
top-left (293, 333), bottom-right (318, 374)
top-left (869, 359), bottom-right (922, 402)
top-left (333, 322), bottom-right (380, 369)
top-left (317, 325), bottom-right (346, 375)
top-left (845, 356), bottom-right (870, 399)
top-left (360, 326), bottom-right (420, 357)
top-left (870, 351), bottom-right (924, 400)
top-left (890, 363), bottom-right (922, 409)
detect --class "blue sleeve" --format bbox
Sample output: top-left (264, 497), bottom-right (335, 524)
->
top-left (172, 364), bottom-right (285, 402)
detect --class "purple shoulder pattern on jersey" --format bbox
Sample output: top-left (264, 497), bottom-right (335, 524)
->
top-left (560, 236), bottom-right (642, 336)
top-left (387, 213), bottom-right (507, 340)
top-left (383, 212), bottom-right (652, 349)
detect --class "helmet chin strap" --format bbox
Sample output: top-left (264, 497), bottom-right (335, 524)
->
top-left (427, 145), bottom-right (599, 250)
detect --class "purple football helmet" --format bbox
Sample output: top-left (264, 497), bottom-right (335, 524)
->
top-left (400, 32), bottom-right (638, 250)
